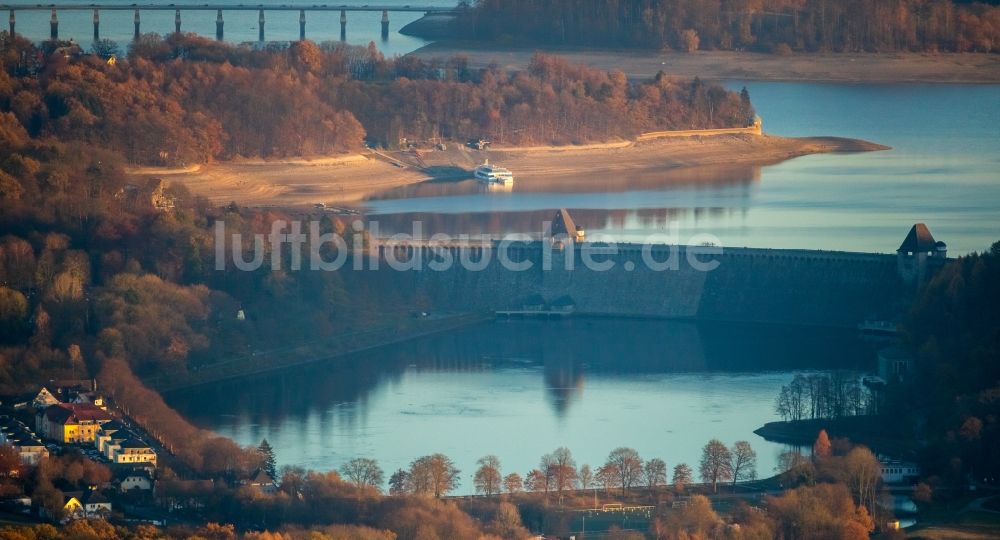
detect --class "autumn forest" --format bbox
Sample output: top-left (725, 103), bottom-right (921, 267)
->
top-left (460, 0), bottom-right (1000, 53)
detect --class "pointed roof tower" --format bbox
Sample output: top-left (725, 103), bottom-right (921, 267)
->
top-left (898, 223), bottom-right (937, 253)
top-left (548, 208), bottom-right (578, 238)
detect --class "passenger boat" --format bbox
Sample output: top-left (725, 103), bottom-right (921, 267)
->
top-left (473, 160), bottom-right (514, 185)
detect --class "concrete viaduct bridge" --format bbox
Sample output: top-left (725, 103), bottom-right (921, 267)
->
top-left (2, 3), bottom-right (455, 43)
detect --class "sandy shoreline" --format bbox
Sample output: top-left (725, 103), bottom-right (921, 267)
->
top-left (132, 134), bottom-right (888, 208)
top-left (410, 43), bottom-right (1000, 84)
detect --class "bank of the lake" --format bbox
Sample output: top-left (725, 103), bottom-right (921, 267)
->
top-left (145, 133), bottom-right (885, 207)
top-left (166, 318), bottom-right (878, 495)
top-left (409, 41), bottom-right (1000, 84)
top-left (755, 417), bottom-right (918, 460)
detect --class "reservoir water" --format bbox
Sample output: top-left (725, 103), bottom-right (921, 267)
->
top-left (113, 31), bottom-right (998, 492)
top-left (9, 0), bottom-right (452, 56)
top-left (168, 319), bottom-right (876, 493)
top-left (363, 83), bottom-right (1000, 255)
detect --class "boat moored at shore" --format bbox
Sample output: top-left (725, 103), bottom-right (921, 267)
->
top-left (474, 160), bottom-right (514, 185)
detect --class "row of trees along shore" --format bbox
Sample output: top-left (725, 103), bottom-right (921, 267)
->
top-left (0, 30), bottom-right (754, 166)
top-left (0, 430), bottom-right (893, 539)
top-left (457, 0), bottom-right (1000, 53)
top-left (774, 371), bottom-right (876, 421)
top-left (378, 440), bottom-right (757, 501)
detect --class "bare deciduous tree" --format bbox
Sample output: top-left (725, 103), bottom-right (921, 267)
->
top-left (699, 439), bottom-right (732, 493)
top-left (340, 457), bottom-right (384, 494)
top-left (474, 455), bottom-right (502, 496)
top-left (503, 472), bottom-right (523, 494)
top-left (541, 447), bottom-right (578, 505)
top-left (606, 447), bottom-right (643, 496)
top-left (408, 454), bottom-right (460, 498)
top-left (644, 458), bottom-right (667, 491)
top-left (672, 463), bottom-right (693, 493)
top-left (730, 441), bottom-right (757, 485)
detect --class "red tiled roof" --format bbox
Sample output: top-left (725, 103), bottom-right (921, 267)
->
top-left (43, 403), bottom-right (111, 425)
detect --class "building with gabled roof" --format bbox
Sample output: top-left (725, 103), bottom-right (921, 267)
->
top-left (31, 388), bottom-right (60, 409)
top-left (80, 489), bottom-right (112, 517)
top-left (111, 437), bottom-right (157, 466)
top-left (36, 403), bottom-right (112, 443)
top-left (116, 467), bottom-right (154, 492)
top-left (0, 415), bottom-right (49, 465)
top-left (245, 468), bottom-right (277, 494)
top-left (95, 421), bottom-right (156, 466)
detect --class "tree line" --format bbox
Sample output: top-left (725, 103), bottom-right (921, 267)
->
top-left (0, 30), bottom-right (754, 483)
top-left (458, 0), bottom-right (1000, 53)
top-left (358, 440), bottom-right (759, 500)
top-left (897, 242), bottom-right (1000, 487)
top-left (0, 31), bottom-right (753, 167)
top-left (774, 371), bottom-right (874, 421)
top-left (1, 429), bottom-right (893, 539)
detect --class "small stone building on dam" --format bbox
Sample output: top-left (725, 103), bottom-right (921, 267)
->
top-left (371, 214), bottom-right (947, 328)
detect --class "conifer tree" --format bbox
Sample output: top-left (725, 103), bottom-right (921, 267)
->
top-left (258, 439), bottom-right (277, 479)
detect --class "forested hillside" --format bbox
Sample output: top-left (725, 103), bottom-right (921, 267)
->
top-left (459, 0), bottom-right (1000, 53)
top-left (901, 242), bottom-right (1000, 484)
top-left (0, 31), bottom-right (752, 167)
top-left (0, 32), bottom-right (754, 479)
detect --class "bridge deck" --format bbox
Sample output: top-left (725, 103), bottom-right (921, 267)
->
top-left (2, 4), bottom-right (453, 12)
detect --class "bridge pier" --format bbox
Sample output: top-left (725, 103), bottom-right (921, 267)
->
top-left (175, 9), bottom-right (181, 34)
top-left (340, 10), bottom-right (346, 41)
top-left (133, 9), bottom-right (140, 40)
top-left (299, 9), bottom-right (305, 40)
top-left (381, 9), bottom-right (389, 40)
top-left (93, 9), bottom-right (99, 41)
top-left (49, 9), bottom-right (57, 40)
top-left (7, 10), bottom-right (13, 36)
top-left (258, 9), bottom-right (264, 42)
top-left (215, 9), bottom-right (223, 41)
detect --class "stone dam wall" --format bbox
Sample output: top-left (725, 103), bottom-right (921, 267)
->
top-left (368, 243), bottom-right (909, 328)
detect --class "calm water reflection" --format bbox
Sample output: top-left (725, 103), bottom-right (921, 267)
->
top-left (169, 319), bottom-right (876, 493)
top-left (12, 0), bottom-right (443, 56)
top-left (362, 84), bottom-right (1000, 255)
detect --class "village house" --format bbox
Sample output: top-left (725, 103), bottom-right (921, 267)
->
top-left (110, 438), bottom-right (157, 466)
top-left (0, 387), bottom-right (60, 410)
top-left (117, 468), bottom-right (154, 493)
top-left (0, 416), bottom-right (49, 465)
top-left (94, 421), bottom-right (157, 466)
top-left (245, 469), bottom-right (278, 494)
top-left (40, 492), bottom-right (82, 522)
top-left (36, 403), bottom-right (112, 444)
top-left (49, 380), bottom-right (105, 409)
top-left (81, 490), bottom-right (112, 517)
top-left (31, 388), bottom-right (60, 409)
top-left (43, 489), bottom-right (113, 521)
top-left (94, 420), bottom-right (126, 455)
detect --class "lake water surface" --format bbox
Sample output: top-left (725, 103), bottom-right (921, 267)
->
top-left (169, 319), bottom-right (876, 493)
top-left (131, 41), bottom-right (1000, 492)
top-left (11, 0), bottom-right (450, 56)
top-left (363, 83), bottom-right (1000, 255)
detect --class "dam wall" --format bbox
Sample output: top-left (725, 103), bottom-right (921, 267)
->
top-left (370, 242), bottom-right (907, 328)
